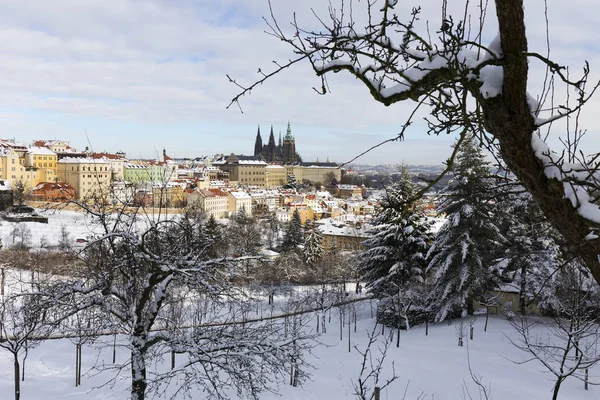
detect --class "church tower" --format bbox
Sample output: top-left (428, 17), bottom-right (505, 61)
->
top-left (282, 121), bottom-right (296, 164)
top-left (253, 126), bottom-right (263, 157)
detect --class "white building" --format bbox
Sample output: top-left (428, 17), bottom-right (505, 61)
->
top-left (227, 190), bottom-right (252, 216)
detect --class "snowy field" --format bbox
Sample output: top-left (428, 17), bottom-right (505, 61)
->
top-left (0, 208), bottom-right (174, 248)
top-left (0, 304), bottom-right (597, 400)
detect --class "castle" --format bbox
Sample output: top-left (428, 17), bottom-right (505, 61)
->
top-left (253, 121), bottom-right (302, 164)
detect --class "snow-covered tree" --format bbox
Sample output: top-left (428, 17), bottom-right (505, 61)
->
top-left (359, 167), bottom-right (432, 296)
top-left (47, 204), bottom-right (308, 400)
top-left (231, 0), bottom-right (600, 286)
top-left (0, 291), bottom-right (54, 400)
top-left (227, 207), bottom-right (262, 257)
top-left (203, 214), bottom-right (226, 259)
top-left (358, 166), bottom-right (433, 329)
top-left (303, 227), bottom-right (324, 265)
top-left (494, 190), bottom-right (561, 314)
top-left (281, 209), bottom-right (304, 253)
top-left (427, 135), bottom-right (505, 320)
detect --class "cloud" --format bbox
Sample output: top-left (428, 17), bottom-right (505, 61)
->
top-left (0, 0), bottom-right (597, 164)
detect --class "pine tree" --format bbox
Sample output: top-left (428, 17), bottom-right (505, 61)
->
top-left (281, 209), bottom-right (304, 252)
top-left (204, 214), bottom-right (226, 259)
top-left (303, 227), bottom-right (324, 265)
top-left (358, 166), bottom-right (433, 329)
top-left (227, 208), bottom-right (262, 257)
top-left (427, 135), bottom-right (505, 321)
top-left (494, 190), bottom-right (561, 314)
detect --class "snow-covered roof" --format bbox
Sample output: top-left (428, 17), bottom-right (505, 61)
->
top-left (229, 191), bottom-right (251, 199)
top-left (28, 146), bottom-right (57, 156)
top-left (317, 220), bottom-right (370, 237)
top-left (58, 157), bottom-right (110, 164)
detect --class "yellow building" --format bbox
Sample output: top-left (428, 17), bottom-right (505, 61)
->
top-left (26, 147), bottom-right (58, 185)
top-left (56, 158), bottom-right (112, 202)
top-left (265, 165), bottom-right (287, 188)
top-left (285, 165), bottom-right (303, 183)
top-left (215, 155), bottom-right (267, 187)
top-left (301, 165), bottom-right (342, 185)
top-left (0, 148), bottom-right (38, 190)
top-left (318, 222), bottom-right (368, 251)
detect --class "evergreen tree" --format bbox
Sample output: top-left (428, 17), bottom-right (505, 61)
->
top-left (427, 135), bottom-right (505, 321)
top-left (227, 208), bottom-right (262, 257)
top-left (494, 190), bottom-right (561, 314)
top-left (358, 166), bottom-right (433, 322)
top-left (204, 214), bottom-right (226, 259)
top-left (303, 227), bottom-right (324, 265)
top-left (281, 209), bottom-right (304, 252)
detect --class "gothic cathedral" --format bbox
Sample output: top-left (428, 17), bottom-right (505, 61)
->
top-left (253, 121), bottom-right (302, 164)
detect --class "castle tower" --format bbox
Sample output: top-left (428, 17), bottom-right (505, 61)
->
top-left (282, 120), bottom-right (296, 164)
top-left (253, 126), bottom-right (263, 157)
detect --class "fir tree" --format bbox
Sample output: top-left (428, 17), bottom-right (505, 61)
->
top-left (303, 227), bottom-right (324, 265)
top-left (227, 208), bottom-right (262, 257)
top-left (494, 190), bottom-right (561, 314)
top-left (281, 209), bottom-right (304, 252)
top-left (427, 135), bottom-right (505, 321)
top-left (204, 214), bottom-right (226, 259)
top-left (358, 166), bottom-right (433, 327)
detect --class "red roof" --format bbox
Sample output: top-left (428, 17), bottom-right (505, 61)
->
top-left (33, 182), bottom-right (74, 191)
top-left (89, 152), bottom-right (123, 160)
top-left (208, 188), bottom-right (227, 197)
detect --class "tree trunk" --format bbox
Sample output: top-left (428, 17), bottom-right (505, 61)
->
top-left (483, 0), bottom-right (600, 285)
top-left (14, 354), bottom-right (20, 400)
top-left (519, 263), bottom-right (527, 316)
top-left (552, 378), bottom-right (563, 400)
top-left (131, 348), bottom-right (147, 400)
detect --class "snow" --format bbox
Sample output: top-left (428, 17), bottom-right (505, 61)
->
top-left (478, 65), bottom-right (503, 98)
top-left (531, 134), bottom-right (600, 225)
top-left (1, 307), bottom-right (598, 400)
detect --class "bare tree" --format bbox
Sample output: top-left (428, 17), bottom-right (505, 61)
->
top-left (0, 292), bottom-right (54, 400)
top-left (508, 267), bottom-right (600, 400)
top-left (352, 324), bottom-right (399, 400)
top-left (46, 203), bottom-right (311, 400)
top-left (229, 0), bottom-right (600, 285)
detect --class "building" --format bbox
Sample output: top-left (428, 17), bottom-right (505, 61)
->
top-left (282, 121), bottom-right (296, 164)
top-left (253, 122), bottom-right (302, 164)
top-left (89, 153), bottom-right (125, 181)
top-left (215, 155), bottom-right (267, 187)
top-left (265, 165), bottom-right (287, 188)
top-left (124, 163), bottom-right (150, 183)
top-left (337, 184), bottom-right (363, 199)
top-left (26, 147), bottom-right (58, 185)
top-left (188, 188), bottom-right (229, 219)
top-left (31, 182), bottom-right (76, 203)
top-left (301, 163), bottom-right (342, 185)
top-left (33, 140), bottom-right (86, 159)
top-left (227, 190), bottom-right (252, 216)
top-left (56, 157), bottom-right (112, 202)
top-left (0, 147), bottom-right (38, 190)
top-left (317, 219), bottom-right (370, 251)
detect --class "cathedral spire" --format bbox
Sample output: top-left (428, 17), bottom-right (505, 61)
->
top-left (285, 120), bottom-right (294, 140)
top-left (266, 125), bottom-right (276, 162)
top-left (253, 125), bottom-right (263, 157)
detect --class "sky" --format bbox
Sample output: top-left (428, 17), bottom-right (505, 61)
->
top-left (0, 0), bottom-right (598, 165)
